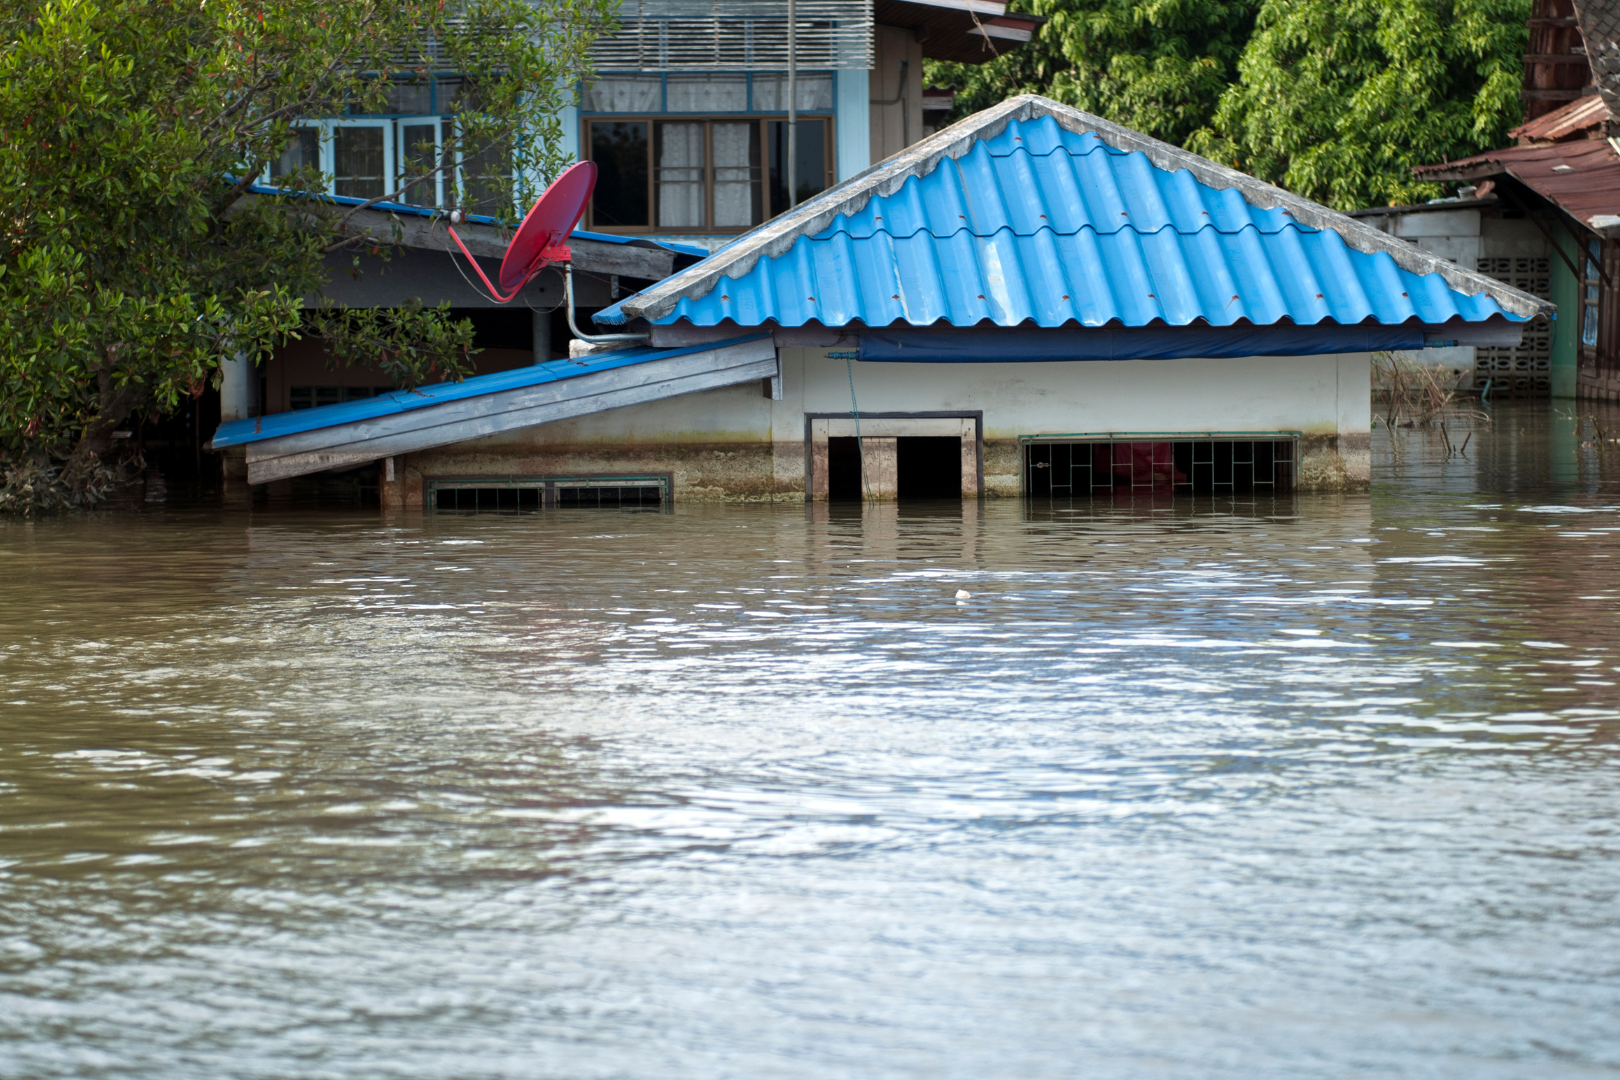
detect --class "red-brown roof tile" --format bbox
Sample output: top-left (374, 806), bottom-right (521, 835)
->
top-left (1414, 138), bottom-right (1620, 227)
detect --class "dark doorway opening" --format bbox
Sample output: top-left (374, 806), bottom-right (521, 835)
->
top-left (897, 436), bottom-right (961, 499)
top-left (827, 436), bottom-right (862, 501)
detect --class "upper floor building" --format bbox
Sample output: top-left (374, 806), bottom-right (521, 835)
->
top-left (264, 1), bottom-right (1039, 247)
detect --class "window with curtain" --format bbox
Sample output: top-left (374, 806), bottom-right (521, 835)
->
top-left (655, 122), bottom-right (706, 228)
top-left (581, 72), bottom-right (835, 234)
top-left (712, 122), bottom-right (761, 228)
top-left (667, 74), bottom-right (747, 111)
top-left (750, 73), bottom-right (834, 111)
top-left (585, 116), bottom-right (829, 232)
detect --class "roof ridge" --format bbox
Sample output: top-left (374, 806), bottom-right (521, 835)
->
top-left (604, 95), bottom-right (1549, 326)
top-left (807, 220), bottom-right (1325, 242)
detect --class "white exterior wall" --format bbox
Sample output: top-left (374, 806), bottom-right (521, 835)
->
top-left (397, 350), bottom-right (1372, 501)
top-left (1358, 208), bottom-right (1553, 389)
top-left (1380, 209), bottom-right (1482, 377)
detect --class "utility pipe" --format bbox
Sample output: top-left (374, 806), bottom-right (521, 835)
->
top-left (868, 59), bottom-right (910, 151)
top-left (787, 0), bottom-right (797, 209)
top-left (564, 263), bottom-right (648, 345)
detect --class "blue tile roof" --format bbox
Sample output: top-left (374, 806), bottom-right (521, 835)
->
top-left (594, 112), bottom-right (1529, 331)
top-left (211, 334), bottom-right (770, 448)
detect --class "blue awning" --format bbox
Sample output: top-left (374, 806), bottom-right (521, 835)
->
top-left (213, 334), bottom-right (771, 449)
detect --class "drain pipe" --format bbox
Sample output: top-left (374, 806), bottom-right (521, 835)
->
top-left (869, 59), bottom-right (910, 150)
top-left (787, 0), bottom-right (797, 209)
top-left (564, 263), bottom-right (648, 345)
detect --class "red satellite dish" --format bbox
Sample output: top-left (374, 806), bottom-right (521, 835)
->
top-left (447, 160), bottom-right (597, 304)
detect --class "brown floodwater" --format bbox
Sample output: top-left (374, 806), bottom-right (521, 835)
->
top-left (1, 401), bottom-right (1618, 1079)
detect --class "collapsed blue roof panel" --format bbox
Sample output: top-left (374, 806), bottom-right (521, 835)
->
top-left (211, 334), bottom-right (770, 448)
top-left (595, 109), bottom-right (1536, 334)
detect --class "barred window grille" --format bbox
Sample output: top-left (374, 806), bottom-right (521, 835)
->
top-left (428, 475), bottom-right (671, 512)
top-left (1023, 437), bottom-right (1299, 497)
top-left (1475, 256), bottom-right (1553, 397)
top-left (591, 0), bottom-right (874, 71)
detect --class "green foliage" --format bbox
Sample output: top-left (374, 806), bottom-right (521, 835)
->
top-left (0, 0), bottom-right (610, 490)
top-left (1190, 0), bottom-right (1531, 209)
top-left (927, 0), bottom-right (1261, 146)
top-left (928, 0), bottom-right (1529, 211)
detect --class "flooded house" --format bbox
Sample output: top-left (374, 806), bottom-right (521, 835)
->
top-left (208, 0), bottom-right (1046, 498)
top-left (213, 95), bottom-right (1546, 506)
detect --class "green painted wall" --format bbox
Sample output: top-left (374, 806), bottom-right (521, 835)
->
top-left (1548, 216), bottom-right (1581, 399)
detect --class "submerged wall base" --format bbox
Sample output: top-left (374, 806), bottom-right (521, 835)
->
top-left (371, 350), bottom-right (1374, 504)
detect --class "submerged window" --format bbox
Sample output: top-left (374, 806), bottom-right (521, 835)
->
top-left (429, 476), bottom-right (670, 512)
top-left (1024, 438), bottom-right (1298, 496)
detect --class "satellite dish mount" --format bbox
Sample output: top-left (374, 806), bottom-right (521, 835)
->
top-left (446, 161), bottom-right (644, 344)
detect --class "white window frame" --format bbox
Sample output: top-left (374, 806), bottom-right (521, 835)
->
top-left (394, 117), bottom-right (449, 209)
top-left (261, 115), bottom-right (523, 215)
top-left (327, 118), bottom-right (394, 203)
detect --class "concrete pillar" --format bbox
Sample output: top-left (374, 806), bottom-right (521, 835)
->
top-left (220, 351), bottom-right (255, 486)
top-left (533, 308), bottom-right (551, 364)
top-left (380, 457), bottom-right (401, 512)
top-left (958, 419), bottom-right (980, 498)
top-left (220, 351), bottom-right (255, 421)
top-left (860, 436), bottom-right (896, 500)
top-left (381, 458), bottom-right (424, 512)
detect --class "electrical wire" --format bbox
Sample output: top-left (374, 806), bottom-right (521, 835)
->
top-left (845, 354), bottom-right (871, 500)
top-left (445, 246), bottom-right (506, 305)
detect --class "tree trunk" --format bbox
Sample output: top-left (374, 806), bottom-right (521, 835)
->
top-left (62, 364), bottom-right (143, 495)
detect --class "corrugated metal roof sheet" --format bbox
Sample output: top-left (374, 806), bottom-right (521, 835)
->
top-left (596, 96), bottom-right (1547, 333)
top-left (1509, 93), bottom-right (1607, 142)
top-left (1413, 139), bottom-right (1620, 231)
top-left (211, 334), bottom-right (769, 448)
top-left (597, 113), bottom-right (1526, 331)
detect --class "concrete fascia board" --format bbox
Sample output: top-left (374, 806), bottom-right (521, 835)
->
top-left (242, 191), bottom-right (678, 281)
top-left (614, 94), bottom-right (1551, 324)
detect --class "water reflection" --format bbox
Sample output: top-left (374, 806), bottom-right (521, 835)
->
top-left (1, 402), bottom-right (1618, 1078)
